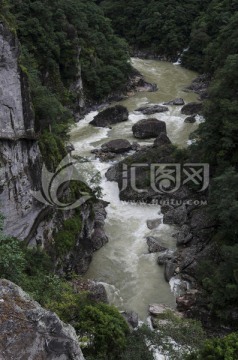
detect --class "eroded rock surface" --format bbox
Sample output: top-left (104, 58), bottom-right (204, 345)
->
top-left (0, 279), bottom-right (85, 360)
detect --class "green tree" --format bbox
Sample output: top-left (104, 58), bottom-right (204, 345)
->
top-left (187, 332), bottom-right (238, 360)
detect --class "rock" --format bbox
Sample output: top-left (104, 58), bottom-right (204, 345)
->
top-left (59, 201), bottom-right (109, 275)
top-left (176, 291), bottom-right (197, 312)
top-left (186, 74), bottom-right (210, 100)
top-left (132, 118), bottom-right (167, 139)
top-left (90, 105), bottom-right (129, 127)
top-left (91, 149), bottom-right (116, 161)
top-left (157, 250), bottom-right (174, 265)
top-left (153, 132), bottom-right (172, 147)
top-left (173, 98), bottom-right (185, 105)
top-left (101, 139), bottom-right (132, 153)
top-left (164, 98), bottom-right (185, 106)
top-left (0, 23), bottom-right (43, 240)
top-left (146, 218), bottom-right (162, 230)
top-left (121, 311), bottom-right (139, 329)
top-left (190, 208), bottom-right (215, 230)
top-left (131, 142), bottom-right (141, 151)
top-left (164, 260), bottom-right (177, 282)
top-left (184, 115), bottom-right (196, 123)
top-left (136, 104), bottom-right (169, 115)
top-left (146, 236), bottom-right (167, 253)
top-left (174, 225), bottom-right (193, 246)
top-left (163, 205), bottom-right (188, 226)
top-left (0, 279), bottom-right (85, 359)
top-left (127, 69), bottom-right (158, 93)
top-left (88, 282), bottom-right (108, 303)
top-left (149, 304), bottom-right (171, 317)
top-left (66, 143), bottom-right (75, 153)
top-left (181, 102), bottom-right (203, 115)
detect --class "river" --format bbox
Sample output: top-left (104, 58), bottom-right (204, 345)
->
top-left (69, 58), bottom-right (199, 320)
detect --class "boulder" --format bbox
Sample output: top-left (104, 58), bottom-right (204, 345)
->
top-left (153, 132), bottom-right (172, 147)
top-left (136, 104), bottom-right (169, 115)
top-left (132, 118), bottom-right (167, 139)
top-left (176, 290), bottom-right (198, 312)
top-left (163, 204), bottom-right (188, 226)
top-left (157, 250), bottom-right (174, 266)
top-left (66, 143), bottom-right (75, 153)
top-left (164, 98), bottom-right (185, 106)
top-left (149, 304), bottom-right (172, 317)
top-left (146, 236), bottom-right (167, 253)
top-left (164, 260), bottom-right (178, 282)
top-left (131, 142), bottom-right (141, 151)
top-left (88, 282), bottom-right (108, 303)
top-left (0, 279), bottom-right (85, 359)
top-left (101, 139), bottom-right (132, 153)
top-left (173, 225), bottom-right (193, 246)
top-left (90, 105), bottom-right (129, 127)
top-left (184, 115), bottom-right (196, 123)
top-left (190, 208), bottom-right (215, 230)
top-left (146, 218), bottom-right (162, 230)
top-left (181, 102), bottom-right (203, 115)
top-left (121, 311), bottom-right (139, 329)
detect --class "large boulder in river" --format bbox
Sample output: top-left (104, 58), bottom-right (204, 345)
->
top-left (132, 118), bottom-right (167, 139)
top-left (101, 139), bottom-right (132, 153)
top-left (136, 104), bottom-right (169, 115)
top-left (181, 102), bottom-right (203, 115)
top-left (146, 236), bottom-right (167, 253)
top-left (90, 105), bottom-right (129, 127)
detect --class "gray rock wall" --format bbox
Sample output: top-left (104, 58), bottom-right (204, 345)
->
top-left (0, 279), bottom-right (85, 360)
top-left (0, 22), bottom-right (43, 240)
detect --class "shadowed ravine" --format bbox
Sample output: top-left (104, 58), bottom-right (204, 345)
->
top-left (69, 58), bottom-right (199, 320)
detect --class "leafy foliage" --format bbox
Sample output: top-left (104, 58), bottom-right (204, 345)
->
top-left (100, 0), bottom-right (209, 60)
top-left (186, 332), bottom-right (238, 360)
top-left (9, 0), bottom-right (131, 101)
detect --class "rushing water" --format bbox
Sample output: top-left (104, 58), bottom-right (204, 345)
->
top-left (69, 58), bottom-right (199, 320)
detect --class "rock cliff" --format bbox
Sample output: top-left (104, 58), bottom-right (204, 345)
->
top-left (0, 21), bottom-right (107, 273)
top-left (0, 21), bottom-right (43, 240)
top-left (0, 279), bottom-right (85, 359)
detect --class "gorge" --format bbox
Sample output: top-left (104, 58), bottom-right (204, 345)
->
top-left (1, 0), bottom-right (238, 359)
top-left (70, 58), bottom-right (201, 320)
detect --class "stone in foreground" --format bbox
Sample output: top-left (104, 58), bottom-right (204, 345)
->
top-left (132, 118), bottom-right (167, 139)
top-left (0, 279), bottom-right (85, 360)
top-left (90, 105), bottom-right (129, 127)
top-left (101, 139), bottom-right (132, 153)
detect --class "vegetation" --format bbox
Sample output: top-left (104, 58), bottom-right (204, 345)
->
top-left (186, 332), bottom-right (238, 360)
top-left (0, 214), bottom-right (130, 359)
top-left (99, 0), bottom-right (209, 60)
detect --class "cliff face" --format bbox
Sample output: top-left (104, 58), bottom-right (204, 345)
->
top-left (0, 21), bottom-right (107, 273)
top-left (0, 21), bottom-right (43, 240)
top-left (0, 279), bottom-right (85, 360)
